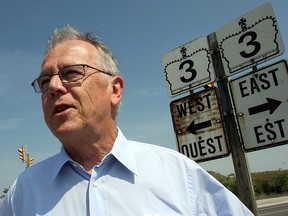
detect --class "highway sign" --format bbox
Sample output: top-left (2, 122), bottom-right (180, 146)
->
top-left (229, 60), bottom-right (288, 151)
top-left (170, 88), bottom-right (229, 162)
top-left (216, 3), bottom-right (284, 75)
top-left (163, 37), bottom-right (216, 97)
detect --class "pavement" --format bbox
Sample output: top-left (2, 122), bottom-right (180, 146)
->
top-left (257, 196), bottom-right (288, 208)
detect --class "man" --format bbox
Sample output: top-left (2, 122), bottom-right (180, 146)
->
top-left (0, 26), bottom-right (254, 215)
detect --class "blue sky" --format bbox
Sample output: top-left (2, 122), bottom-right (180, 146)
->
top-left (1, 0), bottom-right (288, 189)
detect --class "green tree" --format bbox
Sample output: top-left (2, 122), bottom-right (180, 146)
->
top-left (0, 187), bottom-right (9, 202)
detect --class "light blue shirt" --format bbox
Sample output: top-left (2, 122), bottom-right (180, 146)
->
top-left (0, 129), bottom-right (253, 215)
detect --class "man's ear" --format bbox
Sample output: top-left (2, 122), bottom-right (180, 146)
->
top-left (111, 76), bottom-right (124, 106)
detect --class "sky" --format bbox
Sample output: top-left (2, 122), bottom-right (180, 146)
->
top-left (1, 0), bottom-right (288, 190)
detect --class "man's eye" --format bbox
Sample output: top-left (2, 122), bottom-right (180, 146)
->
top-left (61, 70), bottom-right (83, 80)
top-left (39, 77), bottom-right (50, 89)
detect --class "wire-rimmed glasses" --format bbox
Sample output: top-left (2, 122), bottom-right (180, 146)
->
top-left (31, 64), bottom-right (113, 93)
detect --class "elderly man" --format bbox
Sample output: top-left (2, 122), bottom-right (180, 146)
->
top-left (0, 26), bottom-right (254, 215)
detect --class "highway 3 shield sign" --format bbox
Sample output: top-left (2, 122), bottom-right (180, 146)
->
top-left (163, 37), bottom-right (215, 97)
top-left (170, 88), bottom-right (229, 162)
top-left (216, 3), bottom-right (284, 75)
top-left (229, 60), bottom-right (288, 151)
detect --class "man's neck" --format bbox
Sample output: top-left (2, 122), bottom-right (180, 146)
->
top-left (61, 126), bottom-right (118, 172)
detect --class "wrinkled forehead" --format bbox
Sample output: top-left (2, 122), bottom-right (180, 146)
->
top-left (40, 40), bottom-right (99, 75)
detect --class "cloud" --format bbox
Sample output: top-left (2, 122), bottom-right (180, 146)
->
top-left (131, 87), bottom-right (164, 97)
top-left (0, 118), bottom-right (26, 131)
top-left (0, 50), bottom-right (41, 95)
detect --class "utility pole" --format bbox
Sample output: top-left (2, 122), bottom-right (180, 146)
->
top-left (208, 32), bottom-right (258, 215)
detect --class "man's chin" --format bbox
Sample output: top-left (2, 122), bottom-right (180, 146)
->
top-left (50, 124), bottom-right (78, 139)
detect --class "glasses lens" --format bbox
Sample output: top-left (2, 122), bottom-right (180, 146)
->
top-left (31, 65), bottom-right (88, 93)
top-left (31, 80), bottom-right (41, 93)
top-left (59, 65), bottom-right (85, 82)
top-left (37, 76), bottom-right (51, 92)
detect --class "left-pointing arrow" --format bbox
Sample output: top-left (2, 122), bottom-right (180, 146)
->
top-left (248, 98), bottom-right (282, 116)
top-left (186, 120), bottom-right (212, 135)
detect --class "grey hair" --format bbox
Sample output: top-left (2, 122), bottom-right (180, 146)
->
top-left (44, 25), bottom-right (122, 115)
top-left (44, 25), bottom-right (120, 76)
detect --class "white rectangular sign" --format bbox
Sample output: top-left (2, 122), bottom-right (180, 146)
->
top-left (162, 37), bottom-right (215, 97)
top-left (170, 88), bottom-right (229, 162)
top-left (216, 3), bottom-right (284, 75)
top-left (229, 60), bottom-right (288, 151)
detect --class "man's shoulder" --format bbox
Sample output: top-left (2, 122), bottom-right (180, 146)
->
top-left (128, 140), bottom-right (184, 156)
top-left (127, 140), bottom-right (198, 168)
top-left (17, 152), bottom-right (62, 182)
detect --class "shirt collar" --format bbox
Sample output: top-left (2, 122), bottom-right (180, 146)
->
top-left (51, 127), bottom-right (138, 181)
top-left (50, 147), bottom-right (71, 182)
top-left (109, 128), bottom-right (138, 175)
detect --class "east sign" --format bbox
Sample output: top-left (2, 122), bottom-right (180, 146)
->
top-left (229, 60), bottom-right (288, 151)
top-left (170, 88), bottom-right (229, 162)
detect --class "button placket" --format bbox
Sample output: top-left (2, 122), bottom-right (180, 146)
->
top-left (93, 179), bottom-right (99, 187)
top-left (91, 170), bottom-right (99, 188)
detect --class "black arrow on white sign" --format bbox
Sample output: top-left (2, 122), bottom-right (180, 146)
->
top-left (248, 98), bottom-right (282, 116)
top-left (186, 120), bottom-right (212, 135)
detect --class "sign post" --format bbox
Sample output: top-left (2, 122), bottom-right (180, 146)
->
top-left (208, 33), bottom-right (258, 214)
top-left (162, 3), bottom-right (285, 215)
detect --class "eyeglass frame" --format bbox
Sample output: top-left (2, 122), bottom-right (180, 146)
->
top-left (31, 64), bottom-right (114, 93)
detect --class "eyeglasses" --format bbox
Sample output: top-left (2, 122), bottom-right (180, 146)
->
top-left (31, 64), bottom-right (113, 93)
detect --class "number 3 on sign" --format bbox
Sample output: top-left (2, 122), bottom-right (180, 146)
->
top-left (179, 60), bottom-right (197, 83)
top-left (216, 3), bottom-right (284, 76)
top-left (162, 36), bottom-right (215, 97)
top-left (238, 31), bottom-right (261, 58)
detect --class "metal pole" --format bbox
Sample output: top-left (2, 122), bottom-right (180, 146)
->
top-left (26, 153), bottom-right (29, 169)
top-left (207, 32), bottom-right (258, 215)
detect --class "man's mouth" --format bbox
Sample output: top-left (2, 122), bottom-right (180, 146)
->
top-left (54, 105), bottom-right (72, 114)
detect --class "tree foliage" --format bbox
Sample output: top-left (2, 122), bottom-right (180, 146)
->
top-left (0, 187), bottom-right (9, 203)
top-left (209, 169), bottom-right (288, 198)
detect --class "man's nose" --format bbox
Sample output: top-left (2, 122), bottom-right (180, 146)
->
top-left (47, 75), bottom-right (67, 94)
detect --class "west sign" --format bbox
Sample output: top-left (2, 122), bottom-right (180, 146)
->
top-left (170, 88), bottom-right (229, 162)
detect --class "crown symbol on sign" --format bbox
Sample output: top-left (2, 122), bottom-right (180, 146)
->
top-left (180, 46), bottom-right (188, 59)
top-left (238, 18), bottom-right (248, 32)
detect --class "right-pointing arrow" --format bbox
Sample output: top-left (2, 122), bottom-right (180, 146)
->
top-left (248, 98), bottom-right (282, 116)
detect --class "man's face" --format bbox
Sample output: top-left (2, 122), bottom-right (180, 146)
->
top-left (40, 40), bottom-right (123, 141)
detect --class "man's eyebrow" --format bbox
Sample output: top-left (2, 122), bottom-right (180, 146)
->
top-left (40, 64), bottom-right (68, 76)
top-left (39, 69), bottom-right (52, 77)
top-left (40, 66), bottom-right (60, 76)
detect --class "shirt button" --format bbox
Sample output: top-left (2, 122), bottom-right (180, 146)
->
top-left (93, 180), bottom-right (98, 187)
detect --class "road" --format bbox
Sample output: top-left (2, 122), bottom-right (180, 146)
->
top-left (257, 196), bottom-right (288, 216)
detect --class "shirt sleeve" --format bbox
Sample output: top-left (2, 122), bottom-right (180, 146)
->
top-left (186, 159), bottom-right (254, 215)
top-left (0, 183), bottom-right (15, 216)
